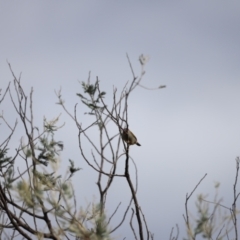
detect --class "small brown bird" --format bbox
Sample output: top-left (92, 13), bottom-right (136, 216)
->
top-left (122, 128), bottom-right (141, 146)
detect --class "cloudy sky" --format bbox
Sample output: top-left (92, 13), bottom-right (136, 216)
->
top-left (1, 1), bottom-right (240, 239)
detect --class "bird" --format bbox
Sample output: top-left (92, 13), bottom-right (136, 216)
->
top-left (121, 128), bottom-right (141, 146)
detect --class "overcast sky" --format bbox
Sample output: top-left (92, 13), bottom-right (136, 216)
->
top-left (1, 1), bottom-right (240, 239)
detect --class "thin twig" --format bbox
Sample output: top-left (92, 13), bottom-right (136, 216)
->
top-left (183, 173), bottom-right (207, 229)
top-left (130, 208), bottom-right (138, 240)
top-left (232, 157), bottom-right (239, 240)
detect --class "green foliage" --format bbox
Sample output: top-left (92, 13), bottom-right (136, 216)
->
top-left (34, 170), bottom-right (61, 190)
top-left (194, 194), bottom-right (212, 238)
top-left (61, 182), bottom-right (73, 199)
top-left (67, 203), bottom-right (112, 240)
top-left (5, 166), bottom-right (14, 188)
top-left (0, 148), bottom-right (12, 168)
top-left (36, 135), bottom-right (63, 166)
top-left (69, 159), bottom-right (81, 178)
top-left (0, 148), bottom-right (15, 188)
top-left (77, 80), bottom-right (106, 115)
top-left (184, 183), bottom-right (235, 240)
top-left (16, 180), bottom-right (40, 208)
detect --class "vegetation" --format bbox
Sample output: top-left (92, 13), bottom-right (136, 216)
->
top-left (0, 56), bottom-right (239, 239)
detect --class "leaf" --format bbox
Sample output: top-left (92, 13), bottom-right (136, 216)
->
top-left (76, 93), bottom-right (87, 100)
top-left (81, 100), bottom-right (91, 108)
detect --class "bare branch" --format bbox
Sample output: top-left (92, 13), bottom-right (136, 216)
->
top-left (130, 208), bottom-right (138, 240)
top-left (183, 173), bottom-right (207, 230)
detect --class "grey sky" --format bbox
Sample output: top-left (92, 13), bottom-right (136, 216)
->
top-left (1, 1), bottom-right (240, 239)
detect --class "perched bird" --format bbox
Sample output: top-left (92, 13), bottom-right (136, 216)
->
top-left (122, 128), bottom-right (141, 146)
